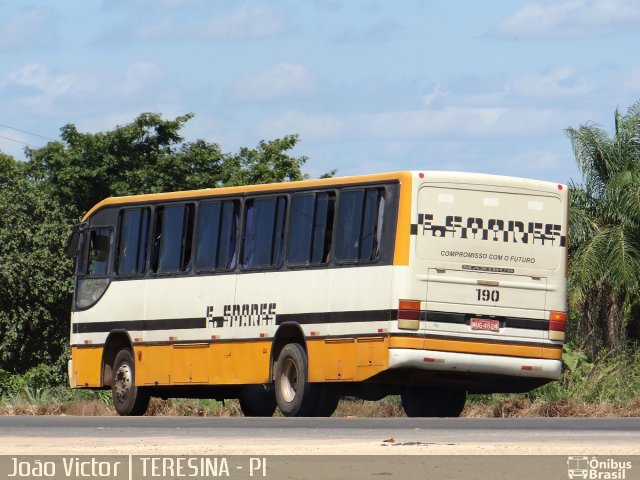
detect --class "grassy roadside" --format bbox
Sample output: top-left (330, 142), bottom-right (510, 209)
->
top-left (2, 346), bottom-right (639, 417)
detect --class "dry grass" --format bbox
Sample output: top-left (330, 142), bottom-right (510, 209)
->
top-left (462, 397), bottom-right (640, 418)
top-left (3, 396), bottom-right (640, 417)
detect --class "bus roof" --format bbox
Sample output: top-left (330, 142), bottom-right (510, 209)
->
top-left (81, 170), bottom-right (565, 221)
top-left (82, 171), bottom-right (414, 220)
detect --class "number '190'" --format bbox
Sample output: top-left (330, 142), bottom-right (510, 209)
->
top-left (476, 289), bottom-right (499, 302)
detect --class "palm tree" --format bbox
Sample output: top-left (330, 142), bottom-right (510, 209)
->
top-left (566, 101), bottom-right (640, 358)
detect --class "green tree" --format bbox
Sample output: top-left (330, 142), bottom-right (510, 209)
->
top-left (0, 171), bottom-right (73, 377)
top-left (567, 101), bottom-right (640, 357)
top-left (1, 114), bottom-right (322, 380)
top-left (26, 113), bottom-right (309, 218)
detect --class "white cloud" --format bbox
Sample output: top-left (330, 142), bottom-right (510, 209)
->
top-left (2, 62), bottom-right (167, 115)
top-left (119, 62), bottom-right (166, 97)
top-left (99, 6), bottom-right (286, 44)
top-left (332, 19), bottom-right (403, 43)
top-left (259, 111), bottom-right (345, 141)
top-left (494, 0), bottom-right (640, 38)
top-left (8, 64), bottom-right (81, 95)
top-left (231, 64), bottom-right (316, 101)
top-left (421, 84), bottom-right (450, 106)
top-left (355, 107), bottom-right (508, 138)
top-left (259, 105), bottom-right (577, 146)
top-left (200, 7), bottom-right (285, 40)
top-left (0, 7), bottom-right (58, 51)
top-left (421, 66), bottom-right (591, 108)
top-left (509, 67), bottom-right (592, 97)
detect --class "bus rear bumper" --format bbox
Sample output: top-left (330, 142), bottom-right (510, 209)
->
top-left (389, 348), bottom-right (562, 380)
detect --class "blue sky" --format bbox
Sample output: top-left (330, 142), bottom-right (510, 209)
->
top-left (1, 0), bottom-right (640, 184)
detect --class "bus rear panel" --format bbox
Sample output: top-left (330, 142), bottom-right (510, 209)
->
top-left (387, 172), bottom-right (567, 394)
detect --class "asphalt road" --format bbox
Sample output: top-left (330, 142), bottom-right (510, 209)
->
top-left (1, 416), bottom-right (639, 455)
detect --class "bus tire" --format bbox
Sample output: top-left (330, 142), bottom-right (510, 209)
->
top-left (239, 385), bottom-right (277, 417)
top-left (112, 349), bottom-right (150, 416)
top-left (401, 388), bottom-right (466, 417)
top-left (311, 384), bottom-right (340, 417)
top-left (274, 343), bottom-right (314, 417)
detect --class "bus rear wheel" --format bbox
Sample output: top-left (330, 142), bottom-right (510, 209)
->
top-left (274, 343), bottom-right (315, 417)
top-left (112, 349), bottom-right (150, 416)
top-left (310, 384), bottom-right (340, 417)
top-left (401, 388), bottom-right (466, 417)
top-left (239, 385), bottom-right (277, 417)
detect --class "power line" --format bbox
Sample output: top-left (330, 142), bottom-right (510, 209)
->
top-left (0, 123), bottom-right (56, 142)
top-left (0, 134), bottom-right (38, 149)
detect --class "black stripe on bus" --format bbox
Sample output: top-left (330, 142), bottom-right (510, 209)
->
top-left (70, 310), bottom-right (549, 334)
top-left (72, 317), bottom-right (206, 334)
top-left (276, 309), bottom-right (397, 325)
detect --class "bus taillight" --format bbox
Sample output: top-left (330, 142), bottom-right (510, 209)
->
top-left (398, 299), bottom-right (421, 330)
top-left (549, 311), bottom-right (567, 341)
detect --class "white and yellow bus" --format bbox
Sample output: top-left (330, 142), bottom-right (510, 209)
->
top-left (67, 171), bottom-right (568, 417)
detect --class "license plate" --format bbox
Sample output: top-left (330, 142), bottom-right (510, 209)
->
top-left (470, 318), bottom-right (500, 332)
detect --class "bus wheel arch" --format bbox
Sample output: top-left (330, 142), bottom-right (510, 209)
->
top-left (101, 330), bottom-right (133, 388)
top-left (270, 323), bottom-right (315, 416)
top-left (270, 322), bottom-right (307, 379)
top-left (274, 342), bottom-right (314, 416)
top-left (101, 330), bottom-right (150, 416)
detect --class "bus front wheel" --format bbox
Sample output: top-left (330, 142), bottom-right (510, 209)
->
top-left (112, 349), bottom-right (150, 416)
top-left (401, 388), bottom-right (466, 417)
top-left (274, 343), bottom-right (314, 416)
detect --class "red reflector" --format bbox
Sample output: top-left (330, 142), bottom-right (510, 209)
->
top-left (521, 366), bottom-right (533, 371)
top-left (549, 320), bottom-right (566, 332)
top-left (398, 309), bottom-right (420, 320)
top-left (423, 357), bottom-right (444, 363)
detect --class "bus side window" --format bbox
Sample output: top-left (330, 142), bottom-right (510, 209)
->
top-left (288, 192), bottom-right (335, 266)
top-left (195, 200), bottom-right (238, 271)
top-left (242, 196), bottom-right (287, 269)
top-left (76, 228), bottom-right (112, 277)
top-left (152, 204), bottom-right (194, 274)
top-left (87, 229), bottom-right (112, 276)
top-left (335, 187), bottom-right (385, 263)
top-left (116, 208), bottom-right (150, 276)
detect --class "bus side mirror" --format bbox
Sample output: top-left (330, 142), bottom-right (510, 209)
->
top-left (66, 231), bottom-right (81, 258)
top-left (66, 222), bottom-right (88, 258)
